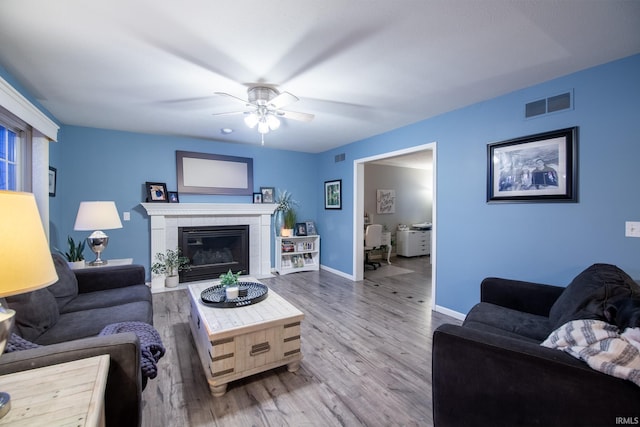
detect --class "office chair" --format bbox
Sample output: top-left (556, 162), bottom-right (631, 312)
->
top-left (364, 224), bottom-right (383, 270)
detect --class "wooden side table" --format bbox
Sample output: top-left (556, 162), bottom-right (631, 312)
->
top-left (0, 355), bottom-right (110, 427)
top-left (71, 258), bottom-right (134, 270)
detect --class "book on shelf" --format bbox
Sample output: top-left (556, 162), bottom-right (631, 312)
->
top-left (282, 240), bottom-right (295, 252)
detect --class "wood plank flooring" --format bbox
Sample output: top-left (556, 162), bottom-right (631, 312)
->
top-left (142, 256), bottom-right (461, 427)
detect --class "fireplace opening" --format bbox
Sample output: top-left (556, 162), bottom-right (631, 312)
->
top-left (178, 225), bottom-right (249, 283)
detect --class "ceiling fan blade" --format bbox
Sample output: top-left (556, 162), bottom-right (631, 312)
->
top-left (214, 92), bottom-right (252, 107)
top-left (277, 110), bottom-right (315, 122)
top-left (268, 91), bottom-right (299, 109)
top-left (211, 111), bottom-right (246, 117)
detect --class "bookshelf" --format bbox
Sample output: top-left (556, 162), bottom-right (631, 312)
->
top-left (275, 235), bottom-right (320, 275)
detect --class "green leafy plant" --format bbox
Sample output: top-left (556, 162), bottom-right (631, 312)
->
top-left (151, 248), bottom-right (190, 277)
top-left (275, 189), bottom-right (297, 212)
top-left (219, 269), bottom-right (242, 287)
top-left (57, 236), bottom-right (85, 262)
top-left (284, 208), bottom-right (297, 229)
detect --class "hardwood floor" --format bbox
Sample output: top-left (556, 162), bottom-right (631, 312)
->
top-left (142, 255), bottom-right (461, 427)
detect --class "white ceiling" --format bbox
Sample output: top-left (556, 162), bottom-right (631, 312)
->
top-left (0, 1), bottom-right (639, 153)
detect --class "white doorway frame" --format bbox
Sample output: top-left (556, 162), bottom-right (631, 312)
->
top-left (352, 142), bottom-right (437, 308)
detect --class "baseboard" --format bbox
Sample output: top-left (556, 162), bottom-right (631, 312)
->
top-left (433, 304), bottom-right (466, 321)
top-left (320, 264), bottom-right (355, 281)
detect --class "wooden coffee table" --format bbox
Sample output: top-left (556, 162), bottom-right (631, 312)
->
top-left (188, 279), bottom-right (304, 397)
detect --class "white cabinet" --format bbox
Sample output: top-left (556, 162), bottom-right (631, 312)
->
top-left (275, 235), bottom-right (320, 275)
top-left (396, 230), bottom-right (430, 257)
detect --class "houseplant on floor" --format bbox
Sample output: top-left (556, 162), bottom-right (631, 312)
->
top-left (151, 248), bottom-right (190, 288)
top-left (58, 236), bottom-right (86, 269)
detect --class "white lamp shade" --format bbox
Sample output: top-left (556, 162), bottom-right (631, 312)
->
top-left (74, 201), bottom-right (123, 231)
top-left (244, 113), bottom-right (258, 128)
top-left (0, 191), bottom-right (58, 297)
top-left (267, 114), bottom-right (280, 130)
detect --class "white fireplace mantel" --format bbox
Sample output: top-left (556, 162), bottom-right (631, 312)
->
top-left (141, 203), bottom-right (277, 290)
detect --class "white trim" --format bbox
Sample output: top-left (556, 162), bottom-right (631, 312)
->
top-left (433, 305), bottom-right (466, 321)
top-left (352, 143), bottom-right (436, 283)
top-left (0, 75), bottom-right (59, 141)
top-left (141, 203), bottom-right (277, 217)
top-left (320, 264), bottom-right (354, 280)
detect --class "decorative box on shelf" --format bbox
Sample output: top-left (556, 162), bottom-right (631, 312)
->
top-left (275, 235), bottom-right (320, 275)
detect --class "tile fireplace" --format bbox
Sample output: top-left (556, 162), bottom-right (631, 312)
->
top-left (141, 203), bottom-right (277, 290)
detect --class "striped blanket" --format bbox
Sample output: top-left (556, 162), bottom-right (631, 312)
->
top-left (542, 319), bottom-right (640, 387)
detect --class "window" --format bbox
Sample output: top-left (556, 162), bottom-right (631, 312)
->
top-left (0, 106), bottom-right (30, 191)
top-left (0, 125), bottom-right (18, 190)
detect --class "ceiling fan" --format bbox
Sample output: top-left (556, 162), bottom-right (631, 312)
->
top-left (213, 86), bottom-right (314, 144)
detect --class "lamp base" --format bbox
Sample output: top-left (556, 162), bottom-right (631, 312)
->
top-left (86, 234), bottom-right (109, 266)
top-left (0, 391), bottom-right (10, 418)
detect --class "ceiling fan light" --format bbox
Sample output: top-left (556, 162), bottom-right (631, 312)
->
top-left (257, 120), bottom-right (270, 134)
top-left (244, 113), bottom-right (258, 128)
top-left (267, 114), bottom-right (280, 130)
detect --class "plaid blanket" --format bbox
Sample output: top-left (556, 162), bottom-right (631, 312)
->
top-left (542, 319), bottom-right (640, 387)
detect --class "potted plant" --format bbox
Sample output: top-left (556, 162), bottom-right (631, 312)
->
top-left (219, 269), bottom-right (242, 299)
top-left (151, 248), bottom-right (190, 288)
top-left (274, 189), bottom-right (298, 237)
top-left (282, 208), bottom-right (297, 237)
top-left (58, 236), bottom-right (86, 269)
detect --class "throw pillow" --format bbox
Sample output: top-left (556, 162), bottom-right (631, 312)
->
top-left (47, 253), bottom-right (79, 310)
top-left (548, 263), bottom-right (640, 330)
top-left (5, 287), bottom-right (60, 342)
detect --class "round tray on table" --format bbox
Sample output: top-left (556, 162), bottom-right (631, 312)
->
top-left (200, 282), bottom-right (268, 308)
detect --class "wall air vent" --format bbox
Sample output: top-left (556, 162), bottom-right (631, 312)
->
top-left (335, 153), bottom-right (346, 162)
top-left (525, 91), bottom-right (572, 118)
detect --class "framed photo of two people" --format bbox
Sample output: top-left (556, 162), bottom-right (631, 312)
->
top-left (487, 127), bottom-right (578, 203)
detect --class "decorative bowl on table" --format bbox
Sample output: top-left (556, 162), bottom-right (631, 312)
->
top-left (200, 282), bottom-right (268, 308)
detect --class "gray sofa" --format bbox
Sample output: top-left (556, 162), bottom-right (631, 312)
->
top-left (433, 263), bottom-right (640, 427)
top-left (0, 253), bottom-right (153, 427)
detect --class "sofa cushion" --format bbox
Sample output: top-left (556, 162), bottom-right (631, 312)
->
top-left (33, 300), bottom-right (153, 345)
top-left (6, 288), bottom-right (60, 342)
top-left (464, 302), bottom-right (552, 342)
top-left (60, 285), bottom-right (152, 315)
top-left (549, 263), bottom-right (640, 330)
top-left (48, 253), bottom-right (79, 310)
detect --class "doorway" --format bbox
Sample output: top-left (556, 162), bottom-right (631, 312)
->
top-left (353, 142), bottom-right (437, 307)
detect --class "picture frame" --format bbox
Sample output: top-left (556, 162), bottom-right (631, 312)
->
top-left (487, 127), bottom-right (578, 203)
top-left (324, 179), bottom-right (342, 210)
top-left (168, 191), bottom-right (179, 203)
top-left (376, 189), bottom-right (396, 214)
top-left (176, 151), bottom-right (253, 195)
top-left (305, 221), bottom-right (317, 235)
top-left (260, 187), bottom-right (275, 203)
top-left (295, 222), bottom-right (307, 236)
top-left (253, 192), bottom-right (263, 203)
top-left (146, 181), bottom-right (169, 202)
top-left (48, 166), bottom-right (56, 197)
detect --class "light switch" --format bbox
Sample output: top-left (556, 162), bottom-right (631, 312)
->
top-left (625, 221), bottom-right (640, 237)
top-left (123, 212), bottom-right (131, 221)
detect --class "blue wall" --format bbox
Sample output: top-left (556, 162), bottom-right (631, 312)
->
top-left (48, 127), bottom-right (318, 275)
top-left (317, 54), bottom-right (640, 314)
top-left (4, 54), bottom-right (640, 316)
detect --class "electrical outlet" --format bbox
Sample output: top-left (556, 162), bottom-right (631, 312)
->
top-left (123, 212), bottom-right (130, 221)
top-left (625, 221), bottom-right (640, 238)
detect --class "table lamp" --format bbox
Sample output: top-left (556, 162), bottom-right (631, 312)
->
top-left (0, 190), bottom-right (59, 418)
top-left (73, 201), bottom-right (123, 266)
